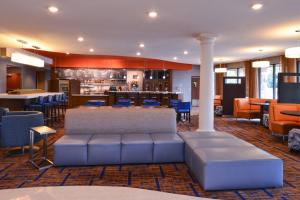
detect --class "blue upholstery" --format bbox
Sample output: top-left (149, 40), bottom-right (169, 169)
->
top-left (143, 99), bottom-right (160, 107)
top-left (151, 133), bottom-right (184, 163)
top-left (112, 98), bottom-right (131, 107)
top-left (54, 134), bottom-right (93, 166)
top-left (85, 100), bottom-right (106, 107)
top-left (0, 111), bottom-right (43, 148)
top-left (169, 99), bottom-right (181, 108)
top-left (176, 102), bottom-right (191, 113)
top-left (191, 147), bottom-right (283, 190)
top-left (121, 134), bottom-right (153, 164)
top-left (88, 134), bottom-right (121, 165)
top-left (0, 107), bottom-right (9, 127)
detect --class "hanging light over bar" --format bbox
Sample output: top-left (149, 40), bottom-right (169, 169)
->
top-left (11, 52), bottom-right (44, 67)
top-left (252, 60), bottom-right (270, 68)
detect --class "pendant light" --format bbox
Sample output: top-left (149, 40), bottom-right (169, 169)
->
top-left (252, 49), bottom-right (270, 68)
top-left (285, 30), bottom-right (300, 58)
top-left (215, 63), bottom-right (227, 73)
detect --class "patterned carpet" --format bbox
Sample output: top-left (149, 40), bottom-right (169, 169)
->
top-left (0, 116), bottom-right (300, 199)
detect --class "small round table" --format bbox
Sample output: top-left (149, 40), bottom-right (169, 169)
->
top-left (280, 110), bottom-right (300, 116)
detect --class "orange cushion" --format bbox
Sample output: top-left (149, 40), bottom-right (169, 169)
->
top-left (270, 121), bottom-right (300, 135)
top-left (237, 99), bottom-right (250, 110)
top-left (273, 105), bottom-right (299, 122)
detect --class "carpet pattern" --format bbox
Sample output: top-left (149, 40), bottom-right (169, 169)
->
top-left (0, 116), bottom-right (300, 199)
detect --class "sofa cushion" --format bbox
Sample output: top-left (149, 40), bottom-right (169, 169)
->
top-left (151, 133), bottom-right (184, 163)
top-left (270, 121), bottom-right (300, 135)
top-left (121, 134), bottom-right (153, 164)
top-left (54, 135), bottom-right (92, 166)
top-left (191, 147), bottom-right (283, 191)
top-left (88, 134), bottom-right (121, 165)
top-left (185, 137), bottom-right (253, 168)
top-left (178, 131), bottom-right (236, 141)
top-left (65, 108), bottom-right (176, 135)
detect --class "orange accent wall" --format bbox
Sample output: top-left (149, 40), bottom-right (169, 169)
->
top-left (30, 50), bottom-right (192, 70)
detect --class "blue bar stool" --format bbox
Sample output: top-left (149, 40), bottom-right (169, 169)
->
top-left (176, 102), bottom-right (191, 122)
top-left (169, 99), bottom-right (181, 108)
top-left (143, 99), bottom-right (161, 107)
top-left (85, 100), bottom-right (106, 107)
top-left (58, 93), bottom-right (68, 114)
top-left (28, 96), bottom-right (51, 124)
top-left (113, 98), bottom-right (131, 107)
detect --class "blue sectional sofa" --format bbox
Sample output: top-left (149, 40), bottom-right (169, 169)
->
top-left (53, 107), bottom-right (184, 166)
top-left (53, 107), bottom-right (283, 191)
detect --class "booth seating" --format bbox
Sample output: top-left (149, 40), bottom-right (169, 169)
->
top-left (178, 131), bottom-right (283, 191)
top-left (269, 101), bottom-right (300, 138)
top-left (233, 98), bottom-right (269, 119)
top-left (53, 107), bottom-right (184, 166)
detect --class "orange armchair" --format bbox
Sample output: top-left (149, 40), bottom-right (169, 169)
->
top-left (214, 95), bottom-right (222, 107)
top-left (269, 101), bottom-right (300, 137)
top-left (233, 98), bottom-right (269, 119)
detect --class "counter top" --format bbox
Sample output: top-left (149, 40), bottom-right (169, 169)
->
top-left (72, 94), bottom-right (108, 97)
top-left (108, 91), bottom-right (182, 94)
top-left (0, 92), bottom-right (63, 99)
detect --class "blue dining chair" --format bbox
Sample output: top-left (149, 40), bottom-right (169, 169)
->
top-left (176, 102), bottom-right (191, 122)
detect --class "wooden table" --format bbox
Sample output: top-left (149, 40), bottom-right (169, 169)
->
top-left (250, 102), bottom-right (270, 125)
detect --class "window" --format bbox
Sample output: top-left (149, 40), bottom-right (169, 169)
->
top-left (225, 67), bottom-right (245, 84)
top-left (259, 64), bottom-right (281, 99)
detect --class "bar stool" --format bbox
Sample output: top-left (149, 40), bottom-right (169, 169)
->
top-left (28, 96), bottom-right (51, 124)
top-left (58, 93), bottom-right (68, 114)
top-left (170, 99), bottom-right (181, 108)
top-left (85, 100), bottom-right (106, 107)
top-left (143, 99), bottom-right (161, 107)
top-left (176, 102), bottom-right (191, 122)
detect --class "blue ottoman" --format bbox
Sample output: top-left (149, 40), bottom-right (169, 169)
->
top-left (54, 135), bottom-right (92, 166)
top-left (151, 133), bottom-right (184, 163)
top-left (121, 134), bottom-right (153, 164)
top-left (88, 134), bottom-right (121, 165)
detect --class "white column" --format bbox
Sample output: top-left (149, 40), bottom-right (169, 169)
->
top-left (0, 61), bottom-right (7, 93)
top-left (196, 34), bottom-right (217, 132)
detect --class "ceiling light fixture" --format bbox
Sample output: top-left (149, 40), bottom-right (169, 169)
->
top-left (252, 3), bottom-right (263, 10)
top-left (89, 48), bottom-right (94, 52)
top-left (77, 37), bottom-right (84, 42)
top-left (48, 6), bottom-right (59, 13)
top-left (139, 43), bottom-right (145, 48)
top-left (252, 49), bottom-right (270, 68)
top-left (11, 52), bottom-right (44, 68)
top-left (148, 11), bottom-right (158, 18)
top-left (173, 57), bottom-right (178, 61)
top-left (66, 52), bottom-right (70, 55)
top-left (136, 52), bottom-right (141, 56)
top-left (183, 51), bottom-right (189, 55)
top-left (285, 30), bottom-right (300, 58)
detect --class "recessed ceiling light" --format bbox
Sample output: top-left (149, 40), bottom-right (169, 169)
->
top-left (252, 3), bottom-right (263, 10)
top-left (139, 43), bottom-right (145, 48)
top-left (77, 37), bottom-right (84, 42)
top-left (148, 11), bottom-right (158, 18)
top-left (173, 57), bottom-right (178, 60)
top-left (136, 52), bottom-right (141, 56)
top-left (48, 6), bottom-right (59, 13)
top-left (89, 48), bottom-right (94, 52)
top-left (66, 52), bottom-right (70, 55)
top-left (183, 51), bottom-right (189, 55)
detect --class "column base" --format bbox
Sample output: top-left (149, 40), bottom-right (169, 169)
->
top-left (195, 129), bottom-right (216, 133)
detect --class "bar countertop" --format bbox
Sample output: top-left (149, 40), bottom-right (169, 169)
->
top-left (0, 92), bottom-right (63, 99)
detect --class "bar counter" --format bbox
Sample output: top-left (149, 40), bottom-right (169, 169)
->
top-left (69, 91), bottom-right (181, 107)
top-left (0, 92), bottom-right (63, 111)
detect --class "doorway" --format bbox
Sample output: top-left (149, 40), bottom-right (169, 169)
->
top-left (191, 76), bottom-right (200, 106)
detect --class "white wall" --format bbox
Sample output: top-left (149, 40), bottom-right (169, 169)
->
top-left (0, 61), bottom-right (7, 93)
top-left (22, 67), bottom-right (37, 89)
top-left (172, 70), bottom-right (192, 102)
top-left (172, 65), bottom-right (200, 102)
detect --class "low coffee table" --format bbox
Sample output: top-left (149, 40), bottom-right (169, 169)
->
top-left (29, 126), bottom-right (56, 170)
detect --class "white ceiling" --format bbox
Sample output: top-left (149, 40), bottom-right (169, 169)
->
top-left (0, 0), bottom-right (300, 65)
